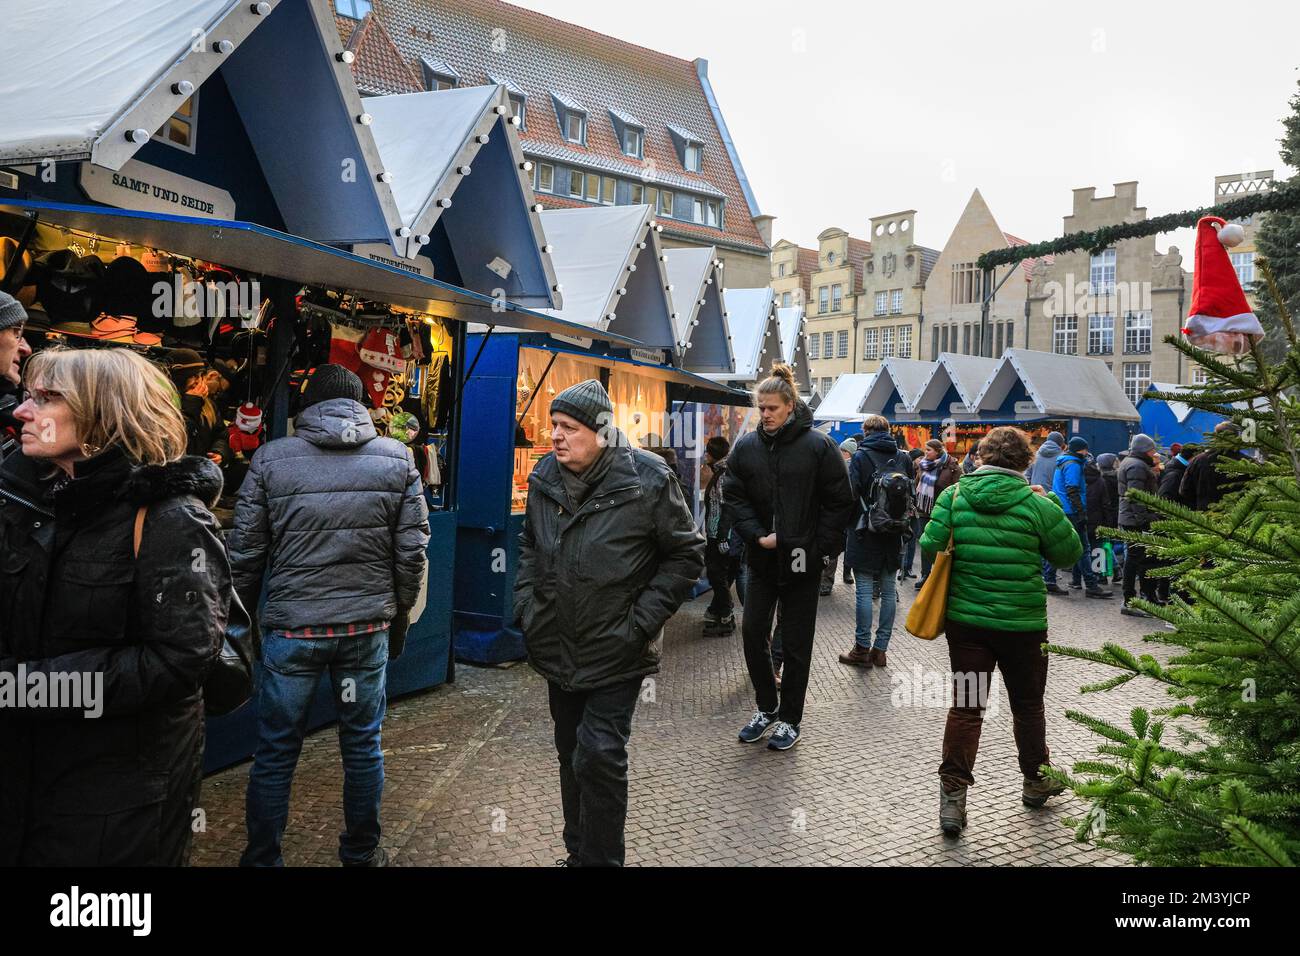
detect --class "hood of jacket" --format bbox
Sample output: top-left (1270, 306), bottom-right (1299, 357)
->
top-left (859, 430), bottom-right (900, 456)
top-left (759, 400), bottom-right (813, 447)
top-left (293, 398), bottom-right (378, 450)
top-left (122, 454), bottom-right (224, 508)
top-left (959, 467), bottom-right (1035, 514)
top-left (1034, 439), bottom-right (1062, 463)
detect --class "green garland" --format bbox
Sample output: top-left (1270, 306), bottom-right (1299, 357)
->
top-left (976, 179), bottom-right (1300, 271)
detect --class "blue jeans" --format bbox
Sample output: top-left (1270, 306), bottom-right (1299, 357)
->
top-left (241, 630), bottom-right (389, 867)
top-left (854, 571), bottom-right (897, 651)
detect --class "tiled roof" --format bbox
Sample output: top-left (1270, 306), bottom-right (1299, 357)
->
top-left (916, 245), bottom-right (941, 285)
top-left (339, 12), bottom-right (423, 96)
top-left (796, 245), bottom-right (818, 299)
top-left (846, 236), bottom-right (871, 293)
top-left (1003, 232), bottom-right (1048, 281)
top-left (362, 0), bottom-right (767, 254)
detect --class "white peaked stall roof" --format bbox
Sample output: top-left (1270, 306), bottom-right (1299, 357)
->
top-left (911, 353), bottom-right (1001, 413)
top-left (1145, 381), bottom-right (1196, 422)
top-left (713, 288), bottom-right (781, 383)
top-left (0, 0), bottom-right (408, 252)
top-left (862, 358), bottom-right (938, 415)
top-left (976, 349), bottom-right (1139, 420)
top-left (815, 374), bottom-right (877, 422)
top-left (363, 84), bottom-right (560, 307)
top-left (663, 247), bottom-right (733, 373)
top-left (532, 205), bottom-right (675, 349)
top-left (776, 306), bottom-right (812, 394)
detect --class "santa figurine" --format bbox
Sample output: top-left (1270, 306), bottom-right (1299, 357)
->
top-left (228, 402), bottom-right (264, 460)
top-left (1183, 215), bottom-right (1265, 356)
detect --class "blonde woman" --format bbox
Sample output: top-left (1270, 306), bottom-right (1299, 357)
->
top-left (0, 347), bottom-right (229, 866)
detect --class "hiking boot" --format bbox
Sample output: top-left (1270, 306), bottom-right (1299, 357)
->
top-left (1022, 775), bottom-right (1066, 808)
top-left (1120, 601), bottom-right (1152, 618)
top-left (939, 783), bottom-right (967, 836)
top-left (1085, 586), bottom-right (1114, 599)
top-left (819, 584), bottom-right (833, 597)
top-left (870, 647), bottom-right (888, 668)
top-left (766, 721), bottom-right (801, 751)
top-left (738, 710), bottom-right (777, 743)
top-left (1045, 582), bottom-right (1070, 595)
top-left (704, 614), bottom-right (735, 636)
top-left (343, 846), bottom-right (389, 867)
top-left (838, 645), bottom-right (874, 668)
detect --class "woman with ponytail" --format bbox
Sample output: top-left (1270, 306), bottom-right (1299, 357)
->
top-left (722, 363), bottom-right (853, 751)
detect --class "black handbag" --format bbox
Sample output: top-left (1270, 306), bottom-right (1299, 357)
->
top-left (132, 506), bottom-right (256, 716)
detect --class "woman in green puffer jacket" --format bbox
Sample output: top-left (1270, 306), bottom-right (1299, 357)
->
top-left (918, 426), bottom-right (1082, 839)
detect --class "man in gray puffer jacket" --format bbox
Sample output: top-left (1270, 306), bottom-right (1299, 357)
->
top-left (228, 364), bottom-right (429, 867)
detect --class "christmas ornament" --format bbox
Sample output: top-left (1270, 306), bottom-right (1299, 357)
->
top-left (1183, 216), bottom-right (1264, 356)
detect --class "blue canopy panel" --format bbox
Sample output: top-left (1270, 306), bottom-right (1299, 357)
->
top-left (362, 85), bottom-right (559, 308)
top-left (220, 0), bottom-right (399, 248)
top-left (0, 199), bottom-right (637, 343)
top-left (1138, 397), bottom-right (1226, 449)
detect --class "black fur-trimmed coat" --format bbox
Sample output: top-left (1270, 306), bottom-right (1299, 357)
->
top-left (0, 447), bottom-right (229, 866)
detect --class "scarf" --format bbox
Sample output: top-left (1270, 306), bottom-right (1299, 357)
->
top-left (559, 438), bottom-right (617, 510)
top-left (915, 453), bottom-right (948, 515)
top-left (705, 457), bottom-right (727, 539)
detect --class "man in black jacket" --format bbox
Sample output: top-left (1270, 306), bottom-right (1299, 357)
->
top-left (0, 292), bottom-right (29, 462)
top-left (702, 435), bottom-right (740, 635)
top-left (1181, 422), bottom-right (1246, 510)
top-left (723, 365), bottom-right (854, 752)
top-left (229, 364), bottom-right (430, 868)
top-left (515, 379), bottom-right (703, 867)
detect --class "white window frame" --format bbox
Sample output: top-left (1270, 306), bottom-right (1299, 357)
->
top-left (657, 189), bottom-right (674, 218)
top-left (778, 263), bottom-right (787, 278)
top-left (564, 111), bottom-right (586, 144)
top-left (567, 169), bottom-right (583, 198)
top-left (822, 331), bottom-right (834, 357)
top-left (1192, 365), bottom-right (1209, 385)
top-left (808, 333), bottom-right (820, 360)
top-left (153, 92), bottom-right (198, 153)
top-left (898, 325), bottom-right (912, 359)
top-left (1124, 310), bottom-right (1152, 354)
top-left (817, 287), bottom-right (829, 314)
top-left (831, 283), bottom-right (843, 312)
top-left (837, 329), bottom-right (849, 358)
top-left (1087, 313), bottom-right (1114, 354)
top-left (1090, 249), bottom-right (1117, 297)
top-left (880, 325), bottom-right (895, 358)
top-left (890, 289), bottom-right (903, 315)
top-left (864, 327), bottom-right (879, 360)
top-left (1231, 251), bottom-right (1255, 289)
top-left (535, 163), bottom-right (554, 193)
top-left (509, 94), bottom-right (527, 130)
top-left (822, 376), bottom-right (834, 395)
top-left (706, 201), bottom-right (720, 228)
top-left (684, 143), bottom-right (702, 172)
top-left (781, 291), bottom-right (792, 308)
top-left (874, 291), bottom-right (887, 316)
top-left (1123, 362), bottom-right (1151, 406)
top-left (622, 126), bottom-right (644, 159)
top-left (1053, 314), bottom-right (1078, 354)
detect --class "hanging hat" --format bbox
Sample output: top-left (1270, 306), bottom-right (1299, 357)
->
top-left (1183, 216), bottom-right (1264, 355)
top-left (358, 327), bottom-right (404, 406)
top-left (235, 402), bottom-right (263, 433)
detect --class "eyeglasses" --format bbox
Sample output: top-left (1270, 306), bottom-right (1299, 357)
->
top-left (21, 387), bottom-right (64, 408)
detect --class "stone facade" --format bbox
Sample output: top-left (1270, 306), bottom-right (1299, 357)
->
top-left (768, 239), bottom-right (813, 311)
top-left (922, 190), bottom-right (1031, 363)
top-left (856, 210), bottom-right (935, 374)
top-left (802, 228), bottom-right (869, 396)
top-left (1024, 181), bottom-right (1190, 403)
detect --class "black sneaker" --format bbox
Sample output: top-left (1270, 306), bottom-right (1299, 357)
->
top-left (1069, 582), bottom-right (1083, 590)
top-left (1085, 586), bottom-right (1114, 599)
top-left (766, 721), bottom-right (801, 751)
top-left (1045, 582), bottom-right (1070, 595)
top-left (738, 710), bottom-right (777, 743)
top-left (343, 846), bottom-right (389, 867)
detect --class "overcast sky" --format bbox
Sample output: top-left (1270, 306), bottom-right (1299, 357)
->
top-left (523, 0), bottom-right (1299, 258)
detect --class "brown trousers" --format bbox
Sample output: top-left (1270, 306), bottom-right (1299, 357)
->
top-left (939, 618), bottom-right (1051, 789)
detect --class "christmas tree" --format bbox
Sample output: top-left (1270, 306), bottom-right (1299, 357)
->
top-left (1255, 79), bottom-right (1300, 362)
top-left (1045, 260), bottom-right (1300, 867)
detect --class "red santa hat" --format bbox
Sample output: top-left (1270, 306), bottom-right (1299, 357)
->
top-left (358, 327), bottom-right (405, 406)
top-left (235, 402), bottom-right (263, 433)
top-left (1183, 216), bottom-right (1264, 355)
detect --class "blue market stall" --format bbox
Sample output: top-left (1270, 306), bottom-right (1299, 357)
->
top-left (1138, 381), bottom-right (1230, 450)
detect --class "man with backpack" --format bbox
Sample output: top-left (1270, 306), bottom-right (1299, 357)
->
top-left (839, 415), bottom-right (915, 668)
top-left (1047, 436), bottom-right (1112, 600)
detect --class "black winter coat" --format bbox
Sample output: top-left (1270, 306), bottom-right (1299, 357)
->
top-left (1180, 449), bottom-right (1244, 511)
top-left (1101, 470), bottom-right (1120, 529)
top-left (1159, 457), bottom-right (1194, 507)
top-left (226, 398), bottom-right (430, 630)
top-left (0, 448), bottom-right (228, 865)
top-left (514, 436), bottom-right (704, 692)
top-left (722, 401), bottom-right (854, 583)
top-left (845, 432), bottom-right (914, 573)
top-left (1084, 459), bottom-right (1110, 533)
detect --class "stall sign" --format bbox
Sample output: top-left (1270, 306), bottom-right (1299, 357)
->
top-left (549, 332), bottom-right (593, 349)
top-left (79, 160), bottom-right (235, 220)
top-left (630, 348), bottom-right (667, 366)
top-left (352, 243), bottom-right (434, 278)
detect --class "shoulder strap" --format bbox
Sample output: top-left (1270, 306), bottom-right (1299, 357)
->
top-left (946, 484), bottom-right (961, 552)
top-left (132, 505), bottom-right (148, 559)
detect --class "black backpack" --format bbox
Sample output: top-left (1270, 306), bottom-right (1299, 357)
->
top-left (857, 449), bottom-right (915, 537)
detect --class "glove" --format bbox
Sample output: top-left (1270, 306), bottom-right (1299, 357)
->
top-left (717, 540), bottom-right (729, 555)
top-left (388, 608), bottom-right (411, 661)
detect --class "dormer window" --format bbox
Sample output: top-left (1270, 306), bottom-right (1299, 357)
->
top-left (420, 57), bottom-right (459, 91)
top-left (488, 74), bottom-right (527, 130)
top-left (667, 125), bottom-right (704, 173)
top-left (609, 109), bottom-right (645, 159)
top-left (335, 0), bottom-right (372, 19)
top-left (551, 93), bottom-right (588, 145)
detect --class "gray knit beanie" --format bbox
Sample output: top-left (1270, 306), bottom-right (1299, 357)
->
top-left (1129, 433), bottom-right (1156, 455)
top-left (0, 291), bottom-right (26, 332)
top-left (302, 363), bottom-right (366, 407)
top-left (550, 378), bottom-right (613, 432)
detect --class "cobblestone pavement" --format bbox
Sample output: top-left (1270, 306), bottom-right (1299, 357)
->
top-left (192, 575), bottom-right (1170, 867)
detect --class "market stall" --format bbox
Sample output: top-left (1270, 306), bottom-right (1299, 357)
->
top-left (663, 246), bottom-right (734, 373)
